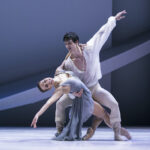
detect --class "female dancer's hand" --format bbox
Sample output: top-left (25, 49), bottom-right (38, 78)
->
top-left (73, 89), bottom-right (83, 97)
top-left (31, 115), bottom-right (39, 128)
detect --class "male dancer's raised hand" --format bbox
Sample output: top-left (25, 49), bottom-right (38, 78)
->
top-left (115, 10), bottom-right (127, 21)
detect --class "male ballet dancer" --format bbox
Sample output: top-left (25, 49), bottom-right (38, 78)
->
top-left (55, 10), bottom-right (131, 141)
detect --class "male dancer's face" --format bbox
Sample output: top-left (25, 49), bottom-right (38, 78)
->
top-left (64, 40), bottom-right (78, 52)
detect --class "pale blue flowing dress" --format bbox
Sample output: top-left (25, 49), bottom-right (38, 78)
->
top-left (54, 73), bottom-right (94, 141)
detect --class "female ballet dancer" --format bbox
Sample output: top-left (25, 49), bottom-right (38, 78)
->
top-left (31, 71), bottom-right (131, 141)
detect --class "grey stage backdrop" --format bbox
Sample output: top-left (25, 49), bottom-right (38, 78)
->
top-left (0, 0), bottom-right (112, 84)
top-left (112, 0), bottom-right (150, 45)
top-left (0, 0), bottom-right (112, 126)
top-left (112, 0), bottom-right (150, 126)
top-left (0, 0), bottom-right (150, 126)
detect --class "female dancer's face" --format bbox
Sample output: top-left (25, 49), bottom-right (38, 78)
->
top-left (39, 77), bottom-right (54, 91)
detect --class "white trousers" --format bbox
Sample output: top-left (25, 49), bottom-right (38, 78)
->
top-left (55, 82), bottom-right (121, 127)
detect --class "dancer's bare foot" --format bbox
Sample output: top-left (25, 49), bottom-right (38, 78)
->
top-left (82, 117), bottom-right (103, 140)
top-left (114, 128), bottom-right (124, 141)
top-left (55, 127), bottom-right (63, 137)
top-left (82, 127), bottom-right (94, 140)
top-left (121, 127), bottom-right (132, 140)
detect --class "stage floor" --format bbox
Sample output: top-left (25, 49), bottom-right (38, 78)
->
top-left (0, 127), bottom-right (150, 150)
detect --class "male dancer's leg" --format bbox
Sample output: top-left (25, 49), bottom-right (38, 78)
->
top-left (91, 83), bottom-right (131, 140)
top-left (55, 94), bottom-right (72, 136)
top-left (92, 83), bottom-right (121, 126)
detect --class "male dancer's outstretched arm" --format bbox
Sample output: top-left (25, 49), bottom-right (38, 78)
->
top-left (87, 10), bottom-right (127, 53)
top-left (56, 10), bottom-right (127, 73)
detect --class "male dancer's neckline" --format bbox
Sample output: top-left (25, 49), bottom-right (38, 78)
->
top-left (68, 54), bottom-right (86, 72)
top-left (70, 46), bottom-right (84, 60)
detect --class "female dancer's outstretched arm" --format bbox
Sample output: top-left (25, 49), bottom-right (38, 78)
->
top-left (31, 86), bottom-right (70, 128)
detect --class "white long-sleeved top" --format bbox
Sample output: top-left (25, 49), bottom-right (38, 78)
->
top-left (64, 16), bottom-right (116, 87)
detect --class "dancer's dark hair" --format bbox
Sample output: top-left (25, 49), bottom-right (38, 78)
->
top-left (37, 82), bottom-right (48, 92)
top-left (63, 32), bottom-right (79, 43)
